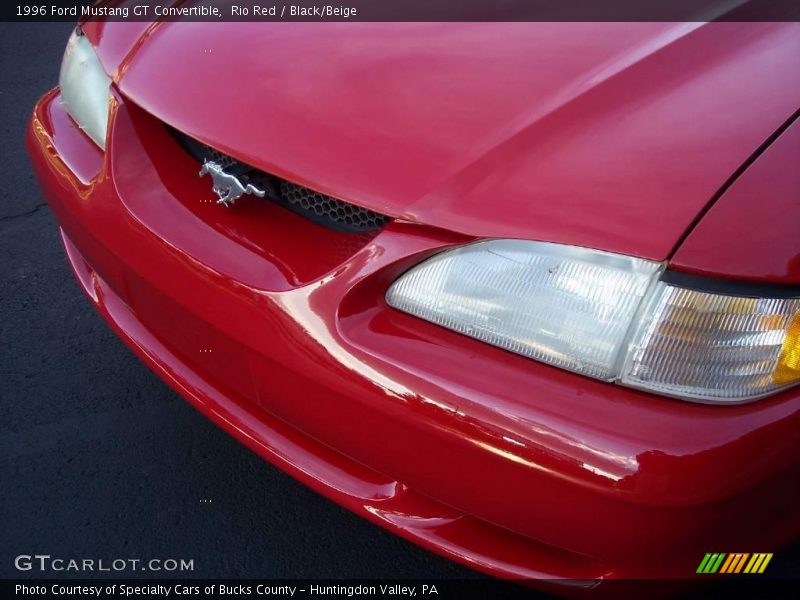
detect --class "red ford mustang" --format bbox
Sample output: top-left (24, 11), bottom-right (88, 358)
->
top-left (27, 20), bottom-right (799, 592)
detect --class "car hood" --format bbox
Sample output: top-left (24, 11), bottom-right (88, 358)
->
top-left (110, 22), bottom-right (800, 260)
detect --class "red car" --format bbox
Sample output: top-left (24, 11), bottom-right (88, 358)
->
top-left (27, 20), bottom-right (799, 592)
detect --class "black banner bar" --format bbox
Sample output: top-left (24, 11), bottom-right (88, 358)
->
top-left (2, 0), bottom-right (799, 23)
top-left (4, 579), bottom-right (800, 600)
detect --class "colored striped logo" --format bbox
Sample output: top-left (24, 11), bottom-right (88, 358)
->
top-left (697, 553), bottom-right (773, 574)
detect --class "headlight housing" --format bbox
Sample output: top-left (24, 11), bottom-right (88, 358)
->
top-left (386, 240), bottom-right (800, 404)
top-left (59, 28), bottom-right (112, 149)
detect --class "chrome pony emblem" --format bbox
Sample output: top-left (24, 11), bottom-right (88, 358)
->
top-left (199, 159), bottom-right (265, 207)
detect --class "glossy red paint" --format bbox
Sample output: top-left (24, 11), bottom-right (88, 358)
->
top-left (97, 21), bottom-right (800, 261)
top-left (670, 117), bottom-right (800, 285)
top-left (79, 20), bottom-right (155, 79)
top-left (27, 77), bottom-right (800, 594)
top-left (29, 88), bottom-right (104, 185)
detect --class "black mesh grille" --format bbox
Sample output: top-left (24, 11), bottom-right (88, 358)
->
top-left (279, 180), bottom-right (391, 232)
top-left (171, 129), bottom-right (390, 233)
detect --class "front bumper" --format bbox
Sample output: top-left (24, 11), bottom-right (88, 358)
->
top-left (27, 88), bottom-right (800, 590)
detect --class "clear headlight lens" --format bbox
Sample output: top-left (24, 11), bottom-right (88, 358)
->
top-left (386, 240), bottom-right (800, 404)
top-left (59, 28), bottom-right (111, 149)
top-left (386, 240), bottom-right (663, 381)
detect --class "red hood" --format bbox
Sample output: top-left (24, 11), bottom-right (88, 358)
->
top-left (104, 22), bottom-right (799, 260)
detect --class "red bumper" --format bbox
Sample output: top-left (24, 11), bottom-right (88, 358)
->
top-left (27, 88), bottom-right (800, 591)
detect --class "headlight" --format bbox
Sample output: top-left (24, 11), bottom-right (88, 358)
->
top-left (386, 240), bottom-right (800, 404)
top-left (387, 240), bottom-right (663, 381)
top-left (59, 28), bottom-right (111, 149)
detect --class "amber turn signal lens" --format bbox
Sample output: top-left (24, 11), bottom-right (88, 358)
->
top-left (774, 312), bottom-right (800, 385)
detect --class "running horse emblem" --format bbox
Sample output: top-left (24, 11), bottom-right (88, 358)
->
top-left (199, 159), bottom-right (266, 207)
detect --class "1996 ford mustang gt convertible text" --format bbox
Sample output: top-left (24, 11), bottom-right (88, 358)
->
top-left (27, 19), bottom-right (799, 593)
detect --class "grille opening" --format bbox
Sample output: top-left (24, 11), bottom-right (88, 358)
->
top-left (170, 128), bottom-right (390, 233)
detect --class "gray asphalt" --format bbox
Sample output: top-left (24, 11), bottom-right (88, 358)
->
top-left (0, 21), bottom-right (796, 593)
